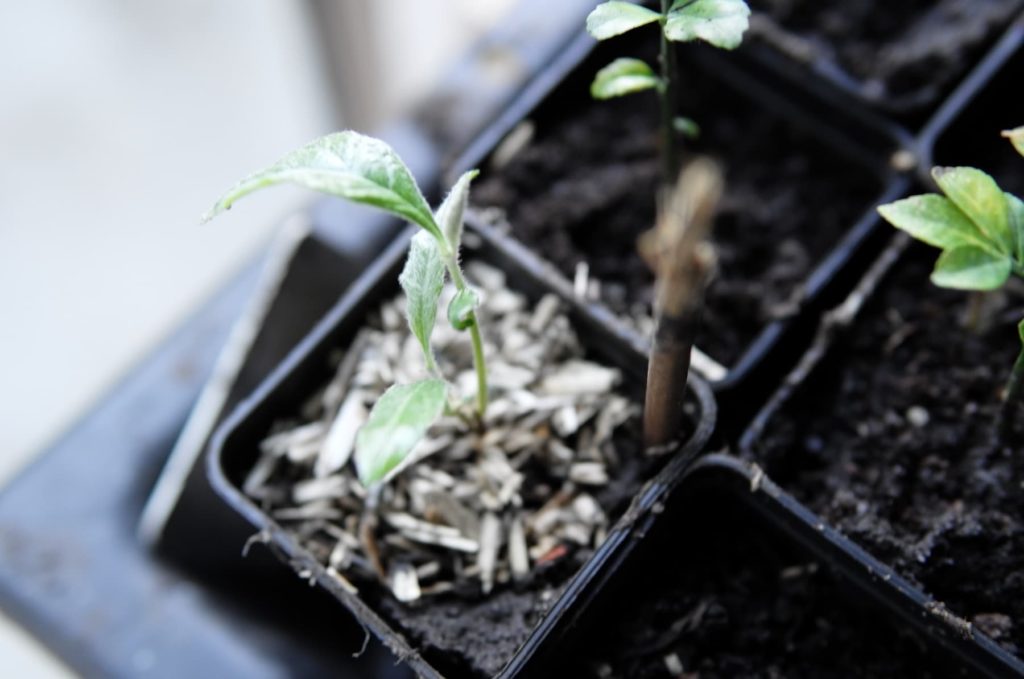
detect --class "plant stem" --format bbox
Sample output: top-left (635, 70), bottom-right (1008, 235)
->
top-left (468, 322), bottom-right (488, 416)
top-left (998, 344), bottom-right (1024, 440)
top-left (646, 311), bottom-right (700, 447)
top-left (659, 0), bottom-right (680, 189)
top-left (641, 159), bottom-right (721, 448)
top-left (444, 257), bottom-right (489, 417)
top-left (424, 350), bottom-right (439, 375)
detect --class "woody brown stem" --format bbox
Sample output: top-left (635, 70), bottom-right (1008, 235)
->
top-left (645, 310), bottom-right (701, 447)
top-left (641, 159), bottom-right (722, 448)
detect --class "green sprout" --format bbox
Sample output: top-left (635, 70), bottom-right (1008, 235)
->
top-left (878, 129), bottom-right (1024, 438)
top-left (205, 131), bottom-right (487, 486)
top-left (586, 0), bottom-right (751, 187)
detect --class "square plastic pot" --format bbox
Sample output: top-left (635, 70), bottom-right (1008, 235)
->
top-left (208, 225), bottom-right (717, 678)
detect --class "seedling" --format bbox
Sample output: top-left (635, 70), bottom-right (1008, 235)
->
top-left (205, 131), bottom-right (486, 486)
top-left (586, 0), bottom-right (750, 187)
top-left (878, 129), bottom-right (1024, 437)
top-left (586, 1), bottom-right (743, 445)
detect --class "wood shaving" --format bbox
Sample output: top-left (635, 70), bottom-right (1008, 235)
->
top-left (244, 264), bottom-right (638, 599)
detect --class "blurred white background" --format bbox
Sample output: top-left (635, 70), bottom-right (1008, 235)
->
top-left (0, 0), bottom-right (511, 675)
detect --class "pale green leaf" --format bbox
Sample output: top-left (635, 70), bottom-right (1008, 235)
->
top-left (1018, 317), bottom-right (1024, 344)
top-left (591, 58), bottom-right (660, 99)
top-left (931, 245), bottom-right (1012, 291)
top-left (399, 232), bottom-right (446, 367)
top-left (447, 287), bottom-right (480, 331)
top-left (586, 2), bottom-right (662, 40)
top-left (673, 116), bottom-right (701, 139)
top-left (437, 169), bottom-right (478, 252)
top-left (665, 0), bottom-right (750, 49)
top-left (1003, 127), bottom-right (1024, 157)
top-left (204, 131), bottom-right (439, 239)
top-left (932, 167), bottom-right (1012, 256)
top-left (1006, 191), bottom-right (1024, 264)
top-left (877, 194), bottom-right (988, 251)
top-left (355, 379), bottom-right (447, 486)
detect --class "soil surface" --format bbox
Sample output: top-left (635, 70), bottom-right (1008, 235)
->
top-left (474, 68), bottom-right (877, 368)
top-left (748, 245), bottom-right (1024, 656)
top-left (751, 0), bottom-right (1023, 112)
top-left (558, 487), bottom-right (946, 678)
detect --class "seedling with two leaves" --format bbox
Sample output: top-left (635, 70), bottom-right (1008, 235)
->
top-left (878, 126), bottom-right (1024, 437)
top-left (586, 0), bottom-right (750, 186)
top-left (585, 1), bottom-right (745, 445)
top-left (205, 131), bottom-right (487, 487)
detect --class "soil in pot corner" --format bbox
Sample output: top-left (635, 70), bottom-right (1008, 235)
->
top-left (749, 245), bottom-right (1024, 656)
top-left (556, 485), bottom-right (947, 678)
top-left (750, 0), bottom-right (1023, 112)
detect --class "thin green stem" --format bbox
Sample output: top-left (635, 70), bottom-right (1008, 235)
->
top-left (999, 342), bottom-right (1024, 440)
top-left (659, 0), bottom-right (679, 189)
top-left (424, 350), bottom-right (439, 375)
top-left (443, 255), bottom-right (488, 418)
top-left (468, 322), bottom-right (488, 416)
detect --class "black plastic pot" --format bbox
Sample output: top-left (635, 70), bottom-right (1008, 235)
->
top-left (743, 3), bottom-right (1024, 122)
top-left (736, 25), bottom-right (1024, 673)
top-left (738, 228), bottom-right (1024, 676)
top-left (208, 225), bottom-right (717, 678)
top-left (449, 26), bottom-right (914, 435)
top-left (552, 452), bottom-right (1022, 677)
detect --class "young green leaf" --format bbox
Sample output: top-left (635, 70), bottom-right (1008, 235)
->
top-left (399, 232), bottom-right (446, 368)
top-left (932, 167), bottom-right (1013, 256)
top-left (664, 0), bottom-right (750, 49)
top-left (673, 116), bottom-right (701, 139)
top-left (354, 379), bottom-right (447, 487)
top-left (436, 169), bottom-right (479, 253)
top-left (586, 1), bottom-right (662, 41)
top-left (447, 287), bottom-right (481, 331)
top-left (204, 131), bottom-right (440, 240)
top-left (877, 194), bottom-right (988, 251)
top-left (930, 245), bottom-right (1012, 291)
top-left (1003, 127), bottom-right (1024, 157)
top-left (591, 58), bottom-right (661, 99)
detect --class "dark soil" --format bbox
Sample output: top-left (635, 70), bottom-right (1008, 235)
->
top-left (474, 68), bottom-right (877, 368)
top-left (557, 485), bottom-right (947, 678)
top-left (748, 245), bottom-right (1024, 657)
top-left (751, 0), bottom-right (1023, 112)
